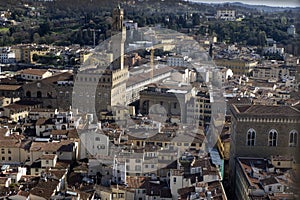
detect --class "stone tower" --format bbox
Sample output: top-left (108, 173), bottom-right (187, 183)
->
top-left (73, 6), bottom-right (128, 120)
top-left (111, 5), bottom-right (126, 70)
top-left (95, 5), bottom-right (128, 113)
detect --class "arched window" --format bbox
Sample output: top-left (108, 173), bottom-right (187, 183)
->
top-left (246, 128), bottom-right (256, 146)
top-left (289, 130), bottom-right (298, 147)
top-left (26, 91), bottom-right (31, 98)
top-left (37, 91), bottom-right (42, 98)
top-left (268, 129), bottom-right (278, 146)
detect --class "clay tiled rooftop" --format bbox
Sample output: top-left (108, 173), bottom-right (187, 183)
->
top-left (0, 140), bottom-right (19, 148)
top-left (232, 104), bottom-right (300, 117)
top-left (49, 169), bottom-right (67, 180)
top-left (0, 84), bottom-right (22, 91)
top-left (30, 179), bottom-right (59, 199)
top-left (40, 154), bottom-right (57, 160)
top-left (36, 117), bottom-right (54, 125)
top-left (17, 190), bottom-right (30, 197)
top-left (42, 72), bottom-right (73, 84)
top-left (178, 186), bottom-right (195, 198)
top-left (20, 68), bottom-right (48, 76)
top-left (50, 129), bottom-right (79, 139)
top-left (30, 140), bottom-right (74, 152)
top-left (127, 66), bottom-right (173, 87)
top-left (126, 176), bottom-right (148, 189)
top-left (260, 177), bottom-right (279, 186)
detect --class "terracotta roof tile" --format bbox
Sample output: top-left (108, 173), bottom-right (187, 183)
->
top-left (30, 179), bottom-right (59, 199)
top-left (126, 176), bottom-right (148, 189)
top-left (40, 154), bottom-right (57, 160)
top-left (0, 84), bottom-right (22, 91)
top-left (30, 140), bottom-right (74, 152)
top-left (20, 68), bottom-right (49, 76)
top-left (233, 104), bottom-right (300, 117)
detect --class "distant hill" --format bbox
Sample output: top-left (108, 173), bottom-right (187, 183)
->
top-left (189, 1), bottom-right (300, 12)
top-left (229, 2), bottom-right (300, 12)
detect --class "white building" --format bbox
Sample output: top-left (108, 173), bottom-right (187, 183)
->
top-left (287, 25), bottom-right (296, 36)
top-left (264, 44), bottom-right (284, 55)
top-left (216, 9), bottom-right (236, 21)
top-left (123, 20), bottom-right (138, 30)
top-left (79, 131), bottom-right (109, 159)
top-left (167, 55), bottom-right (188, 67)
top-left (219, 67), bottom-right (233, 85)
top-left (0, 47), bottom-right (15, 64)
top-left (19, 68), bottom-right (52, 81)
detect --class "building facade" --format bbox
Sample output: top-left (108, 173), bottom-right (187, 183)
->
top-left (229, 104), bottom-right (300, 192)
top-left (73, 6), bottom-right (128, 120)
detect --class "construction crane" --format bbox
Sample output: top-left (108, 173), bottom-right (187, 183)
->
top-left (82, 29), bottom-right (101, 48)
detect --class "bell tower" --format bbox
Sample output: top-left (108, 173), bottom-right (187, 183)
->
top-left (94, 5), bottom-right (128, 114)
top-left (111, 5), bottom-right (126, 70)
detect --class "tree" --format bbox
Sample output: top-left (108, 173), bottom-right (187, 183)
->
top-left (192, 13), bottom-right (200, 26)
top-left (32, 54), bottom-right (39, 62)
top-left (257, 31), bottom-right (267, 47)
top-left (38, 21), bottom-right (51, 36)
top-left (33, 33), bottom-right (41, 44)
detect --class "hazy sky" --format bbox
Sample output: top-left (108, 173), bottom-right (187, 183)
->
top-left (190, 0), bottom-right (300, 7)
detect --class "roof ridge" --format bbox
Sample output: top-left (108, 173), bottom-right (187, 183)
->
top-left (289, 105), bottom-right (300, 113)
top-left (243, 104), bottom-right (253, 113)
